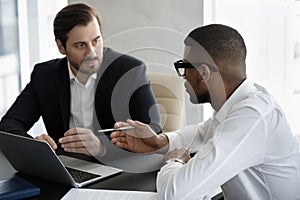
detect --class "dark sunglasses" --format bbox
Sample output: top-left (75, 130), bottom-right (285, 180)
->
top-left (174, 60), bottom-right (218, 77)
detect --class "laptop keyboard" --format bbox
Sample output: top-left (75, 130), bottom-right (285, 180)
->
top-left (66, 167), bottom-right (101, 183)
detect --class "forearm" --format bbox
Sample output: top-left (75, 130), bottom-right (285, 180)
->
top-left (165, 124), bottom-right (202, 153)
top-left (0, 116), bottom-right (32, 137)
top-left (157, 162), bottom-right (206, 200)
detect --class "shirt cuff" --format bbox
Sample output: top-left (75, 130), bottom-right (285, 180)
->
top-left (165, 131), bottom-right (183, 153)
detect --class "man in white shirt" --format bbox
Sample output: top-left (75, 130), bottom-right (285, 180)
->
top-left (110, 24), bottom-right (300, 199)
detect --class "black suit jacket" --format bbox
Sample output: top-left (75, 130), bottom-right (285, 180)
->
top-left (0, 48), bottom-right (161, 142)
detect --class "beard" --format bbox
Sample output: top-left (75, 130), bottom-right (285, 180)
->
top-left (185, 81), bottom-right (211, 104)
top-left (69, 56), bottom-right (101, 75)
top-left (68, 50), bottom-right (102, 75)
top-left (196, 92), bottom-right (211, 104)
top-left (188, 90), bottom-right (211, 104)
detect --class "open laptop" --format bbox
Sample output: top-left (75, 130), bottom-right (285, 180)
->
top-left (0, 131), bottom-right (123, 187)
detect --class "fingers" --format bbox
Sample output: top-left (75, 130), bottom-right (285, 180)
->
top-left (126, 119), bottom-right (146, 128)
top-left (110, 129), bottom-right (126, 139)
top-left (60, 140), bottom-right (83, 148)
top-left (111, 121), bottom-right (131, 140)
top-left (110, 130), bottom-right (131, 151)
top-left (60, 141), bottom-right (90, 155)
top-left (110, 133), bottom-right (127, 144)
top-left (127, 119), bottom-right (157, 139)
top-left (64, 127), bottom-right (88, 136)
top-left (111, 120), bottom-right (159, 153)
top-left (61, 139), bottom-right (102, 156)
top-left (114, 121), bottom-right (129, 129)
top-left (59, 128), bottom-right (81, 144)
top-left (114, 141), bottom-right (129, 149)
top-left (35, 134), bottom-right (57, 150)
top-left (59, 134), bottom-right (81, 144)
top-left (62, 146), bottom-right (90, 155)
top-left (59, 127), bottom-right (93, 143)
top-left (59, 128), bottom-right (103, 156)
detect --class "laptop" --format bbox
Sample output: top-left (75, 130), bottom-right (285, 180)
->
top-left (0, 131), bottom-right (123, 187)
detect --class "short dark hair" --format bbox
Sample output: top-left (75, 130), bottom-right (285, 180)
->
top-left (53, 3), bottom-right (102, 48)
top-left (184, 24), bottom-right (247, 78)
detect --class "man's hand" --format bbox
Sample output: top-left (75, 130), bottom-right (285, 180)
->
top-left (58, 128), bottom-right (104, 156)
top-left (110, 119), bottom-right (169, 153)
top-left (35, 134), bottom-right (57, 151)
top-left (164, 148), bottom-right (191, 163)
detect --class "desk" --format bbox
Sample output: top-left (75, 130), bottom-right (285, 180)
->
top-left (0, 150), bottom-right (158, 200)
top-left (0, 151), bottom-right (223, 200)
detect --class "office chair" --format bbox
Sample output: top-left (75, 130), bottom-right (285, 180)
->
top-left (148, 73), bottom-right (185, 132)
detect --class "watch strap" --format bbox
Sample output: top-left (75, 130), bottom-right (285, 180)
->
top-left (166, 158), bottom-right (185, 165)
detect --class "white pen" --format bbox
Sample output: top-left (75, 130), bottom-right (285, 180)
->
top-left (97, 126), bottom-right (135, 133)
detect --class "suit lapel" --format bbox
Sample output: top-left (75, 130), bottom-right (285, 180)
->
top-left (57, 58), bottom-right (70, 131)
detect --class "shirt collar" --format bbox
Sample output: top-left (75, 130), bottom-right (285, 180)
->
top-left (214, 79), bottom-right (255, 122)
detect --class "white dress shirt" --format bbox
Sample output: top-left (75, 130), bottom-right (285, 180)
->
top-left (68, 64), bottom-right (97, 131)
top-left (157, 79), bottom-right (300, 200)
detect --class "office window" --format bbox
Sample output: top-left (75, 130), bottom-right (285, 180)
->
top-left (203, 0), bottom-right (300, 140)
top-left (20, 0), bottom-right (67, 136)
top-left (291, 1), bottom-right (300, 138)
top-left (0, 0), bottom-right (20, 118)
top-left (0, 0), bottom-right (67, 136)
top-left (294, 11), bottom-right (300, 93)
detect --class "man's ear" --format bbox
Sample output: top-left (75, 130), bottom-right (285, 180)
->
top-left (56, 39), bottom-right (66, 55)
top-left (200, 64), bottom-right (210, 81)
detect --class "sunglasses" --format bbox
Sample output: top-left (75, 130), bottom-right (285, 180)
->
top-left (174, 60), bottom-right (218, 77)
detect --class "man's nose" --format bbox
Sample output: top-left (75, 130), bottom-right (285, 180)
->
top-left (86, 44), bottom-right (97, 57)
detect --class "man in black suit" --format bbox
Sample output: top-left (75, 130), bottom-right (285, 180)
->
top-left (0, 3), bottom-right (161, 157)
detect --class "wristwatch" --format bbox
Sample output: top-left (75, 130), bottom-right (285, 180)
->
top-left (165, 158), bottom-right (185, 165)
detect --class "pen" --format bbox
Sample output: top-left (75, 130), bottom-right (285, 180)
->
top-left (97, 126), bottom-right (135, 133)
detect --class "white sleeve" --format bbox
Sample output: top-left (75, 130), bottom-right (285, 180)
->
top-left (157, 106), bottom-right (268, 200)
top-left (166, 119), bottom-right (212, 153)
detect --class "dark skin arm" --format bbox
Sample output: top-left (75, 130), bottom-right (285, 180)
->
top-left (110, 119), bottom-right (169, 154)
top-left (111, 119), bottom-right (191, 163)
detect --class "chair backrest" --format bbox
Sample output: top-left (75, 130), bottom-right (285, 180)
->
top-left (148, 73), bottom-right (185, 132)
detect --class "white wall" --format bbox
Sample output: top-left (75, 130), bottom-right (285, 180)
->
top-left (69, 0), bottom-right (203, 73)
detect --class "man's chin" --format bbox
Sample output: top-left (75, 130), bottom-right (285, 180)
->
top-left (187, 92), bottom-right (199, 104)
top-left (187, 92), bottom-right (209, 104)
top-left (78, 65), bottom-right (99, 75)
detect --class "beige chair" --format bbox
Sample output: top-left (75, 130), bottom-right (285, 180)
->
top-left (148, 73), bottom-right (185, 132)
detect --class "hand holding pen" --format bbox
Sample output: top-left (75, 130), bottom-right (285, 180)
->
top-left (109, 119), bottom-right (167, 153)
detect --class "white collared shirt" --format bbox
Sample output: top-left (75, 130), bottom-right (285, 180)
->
top-left (157, 79), bottom-right (300, 200)
top-left (68, 63), bottom-right (97, 131)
